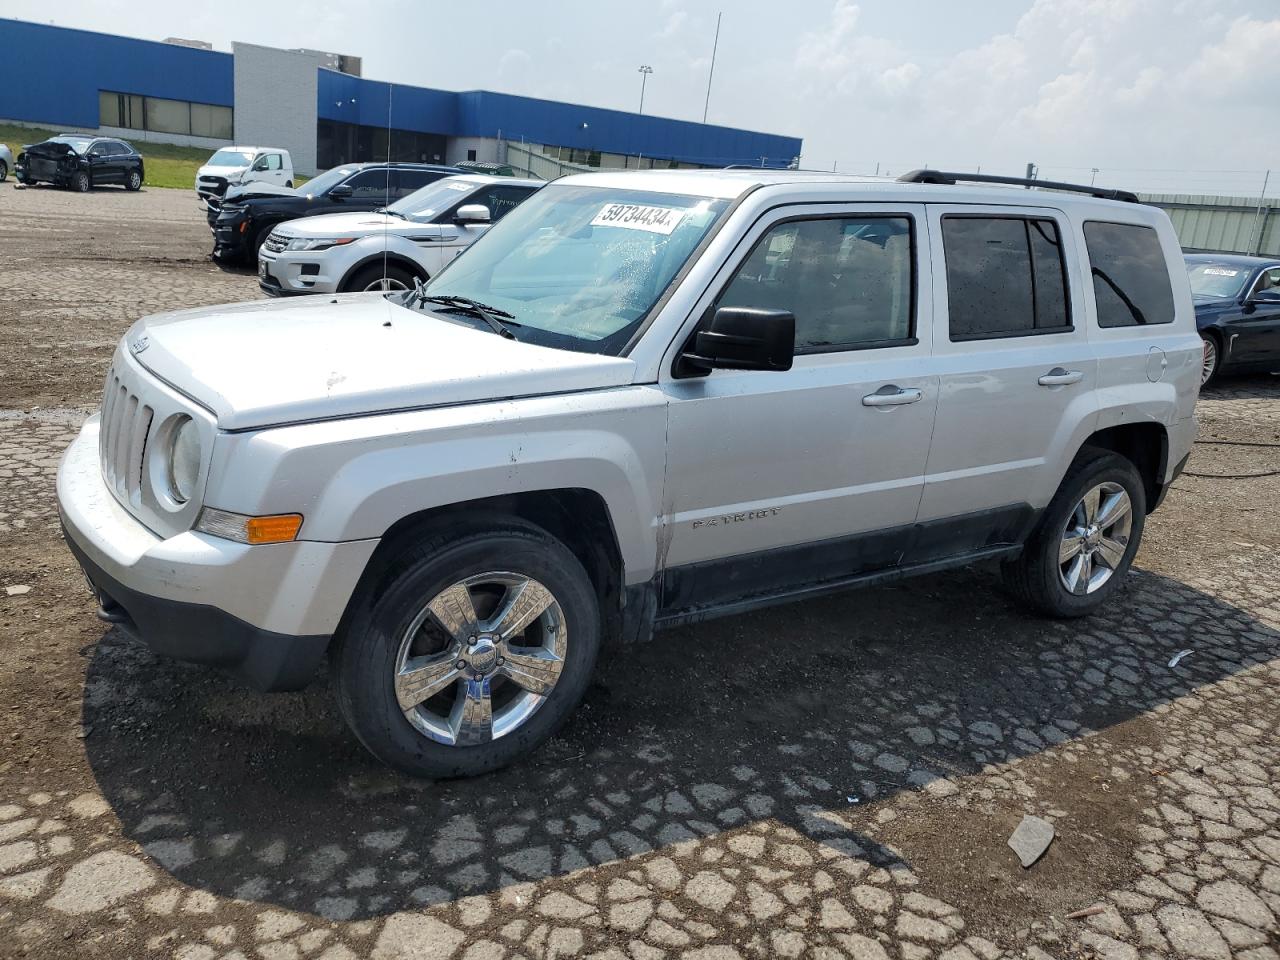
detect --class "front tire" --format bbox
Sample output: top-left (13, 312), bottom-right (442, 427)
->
top-left (345, 262), bottom-right (418, 292)
top-left (1002, 450), bottom-right (1146, 618)
top-left (1200, 333), bottom-right (1221, 387)
top-left (333, 519), bottom-right (601, 778)
top-left (0, 161), bottom-right (7, 183)
top-left (72, 171), bottom-right (90, 193)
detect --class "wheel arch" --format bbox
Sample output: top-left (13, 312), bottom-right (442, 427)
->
top-left (338, 489), bottom-right (624, 643)
top-left (1077, 422), bottom-right (1168, 511)
top-left (339, 252), bottom-right (429, 292)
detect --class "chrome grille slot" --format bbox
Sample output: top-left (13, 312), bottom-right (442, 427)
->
top-left (97, 366), bottom-right (155, 505)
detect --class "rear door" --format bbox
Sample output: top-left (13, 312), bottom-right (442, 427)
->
top-left (659, 203), bottom-right (939, 612)
top-left (915, 205), bottom-right (1098, 559)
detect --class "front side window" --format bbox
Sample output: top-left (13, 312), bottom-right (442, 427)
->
top-left (717, 215), bottom-right (915, 351)
top-left (943, 216), bottom-right (1070, 340)
top-left (417, 185), bottom-right (729, 354)
top-left (1253, 267), bottom-right (1280, 296)
top-left (469, 185), bottom-right (537, 223)
top-left (344, 169), bottom-right (396, 200)
top-left (1084, 221), bottom-right (1175, 327)
top-left (265, 154), bottom-right (282, 171)
top-left (88, 142), bottom-right (110, 157)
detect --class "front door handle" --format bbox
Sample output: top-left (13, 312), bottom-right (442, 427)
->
top-left (862, 385), bottom-right (924, 407)
top-left (1038, 367), bottom-right (1084, 386)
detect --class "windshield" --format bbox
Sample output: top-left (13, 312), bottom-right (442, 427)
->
top-left (419, 185), bottom-right (729, 354)
top-left (303, 166), bottom-right (357, 197)
top-left (386, 177), bottom-right (480, 222)
top-left (208, 148), bottom-right (254, 167)
top-left (49, 136), bottom-right (93, 154)
top-left (1187, 261), bottom-right (1251, 299)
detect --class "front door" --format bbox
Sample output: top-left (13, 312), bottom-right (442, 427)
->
top-left (1228, 267), bottom-right (1280, 365)
top-left (916, 206), bottom-right (1098, 559)
top-left (660, 204), bottom-right (939, 614)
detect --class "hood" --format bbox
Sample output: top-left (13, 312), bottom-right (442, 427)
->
top-left (223, 181), bottom-right (298, 203)
top-left (275, 211), bottom-right (440, 240)
top-left (23, 140), bottom-right (78, 159)
top-left (198, 163), bottom-right (249, 178)
top-left (126, 295), bottom-right (636, 430)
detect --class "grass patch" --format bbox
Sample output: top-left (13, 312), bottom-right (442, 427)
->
top-left (0, 122), bottom-right (307, 190)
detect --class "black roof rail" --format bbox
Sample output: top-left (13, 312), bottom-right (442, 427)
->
top-left (897, 169), bottom-right (1140, 204)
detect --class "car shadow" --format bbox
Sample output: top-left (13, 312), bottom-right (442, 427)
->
top-left (81, 563), bottom-right (1278, 921)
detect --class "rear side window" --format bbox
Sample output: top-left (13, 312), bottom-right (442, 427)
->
top-left (1084, 222), bottom-right (1174, 327)
top-left (942, 216), bottom-right (1070, 340)
top-left (394, 170), bottom-right (444, 196)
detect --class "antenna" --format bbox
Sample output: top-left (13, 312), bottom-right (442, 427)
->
top-left (383, 82), bottom-right (392, 289)
top-left (703, 12), bottom-right (721, 124)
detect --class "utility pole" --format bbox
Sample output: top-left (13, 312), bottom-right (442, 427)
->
top-left (637, 65), bottom-right (653, 115)
top-left (1090, 167), bottom-right (1099, 186)
top-left (1246, 169), bottom-right (1271, 255)
top-left (703, 12), bottom-right (722, 124)
top-left (1025, 162), bottom-right (1038, 188)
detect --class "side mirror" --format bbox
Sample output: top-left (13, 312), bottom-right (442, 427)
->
top-left (328, 183), bottom-right (353, 200)
top-left (454, 204), bottom-right (491, 224)
top-left (1249, 289), bottom-right (1280, 304)
top-left (680, 306), bottom-right (795, 374)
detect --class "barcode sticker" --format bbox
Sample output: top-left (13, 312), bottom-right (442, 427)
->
top-left (1204, 267), bottom-right (1239, 276)
top-left (590, 203), bottom-right (687, 234)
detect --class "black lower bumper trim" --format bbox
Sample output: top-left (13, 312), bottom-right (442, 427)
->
top-left (63, 526), bottom-right (329, 692)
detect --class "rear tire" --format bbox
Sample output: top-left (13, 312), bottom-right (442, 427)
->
top-left (0, 161), bottom-right (7, 183)
top-left (72, 171), bottom-right (90, 193)
top-left (344, 262), bottom-right (418, 293)
top-left (333, 518), bottom-right (600, 779)
top-left (1002, 450), bottom-right (1146, 618)
top-left (125, 169), bottom-right (142, 191)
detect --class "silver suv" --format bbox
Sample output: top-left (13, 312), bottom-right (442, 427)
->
top-left (57, 169), bottom-right (1200, 778)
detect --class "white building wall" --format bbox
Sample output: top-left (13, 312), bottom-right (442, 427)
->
top-left (445, 137), bottom-right (499, 166)
top-left (232, 43), bottom-right (321, 175)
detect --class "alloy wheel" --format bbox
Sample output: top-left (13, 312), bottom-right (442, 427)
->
top-left (393, 572), bottom-right (566, 746)
top-left (1201, 338), bottom-right (1217, 387)
top-left (363, 276), bottom-right (409, 292)
top-left (1058, 481), bottom-right (1133, 596)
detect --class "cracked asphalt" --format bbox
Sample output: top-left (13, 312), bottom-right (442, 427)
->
top-left (1, 185), bottom-right (1279, 959)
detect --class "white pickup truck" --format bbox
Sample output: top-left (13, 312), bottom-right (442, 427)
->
top-left (58, 169), bottom-right (1199, 778)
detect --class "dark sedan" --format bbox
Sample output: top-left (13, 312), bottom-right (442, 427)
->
top-left (209, 162), bottom-right (462, 263)
top-left (16, 135), bottom-right (143, 192)
top-left (1186, 253), bottom-right (1280, 386)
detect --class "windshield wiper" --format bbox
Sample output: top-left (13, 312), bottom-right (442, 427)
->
top-left (376, 207), bottom-right (408, 220)
top-left (413, 293), bottom-right (520, 340)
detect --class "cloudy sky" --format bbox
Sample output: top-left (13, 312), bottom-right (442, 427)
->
top-left (11, 0), bottom-right (1280, 196)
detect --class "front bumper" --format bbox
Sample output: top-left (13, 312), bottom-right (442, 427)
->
top-left (258, 247), bottom-right (340, 296)
top-left (57, 416), bottom-right (378, 691)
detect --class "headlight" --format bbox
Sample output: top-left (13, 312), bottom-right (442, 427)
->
top-left (167, 416), bottom-right (201, 503)
top-left (284, 237), bottom-right (355, 252)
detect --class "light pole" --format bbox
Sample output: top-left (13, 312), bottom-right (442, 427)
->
top-left (637, 65), bottom-right (653, 115)
top-left (1090, 167), bottom-right (1099, 186)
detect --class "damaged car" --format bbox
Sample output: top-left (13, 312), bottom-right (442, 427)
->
top-left (16, 135), bottom-right (144, 192)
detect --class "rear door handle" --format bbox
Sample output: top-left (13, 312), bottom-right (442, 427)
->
top-left (1038, 367), bottom-right (1084, 386)
top-left (862, 385), bottom-right (923, 407)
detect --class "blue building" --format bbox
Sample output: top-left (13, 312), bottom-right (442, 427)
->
top-left (0, 19), bottom-right (802, 175)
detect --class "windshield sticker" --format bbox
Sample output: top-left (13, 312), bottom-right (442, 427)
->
top-left (1203, 267), bottom-right (1239, 276)
top-left (443, 182), bottom-right (472, 191)
top-left (591, 203), bottom-right (687, 235)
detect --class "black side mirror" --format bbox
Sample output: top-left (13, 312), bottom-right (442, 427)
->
top-left (328, 184), bottom-right (353, 200)
top-left (680, 306), bottom-right (795, 375)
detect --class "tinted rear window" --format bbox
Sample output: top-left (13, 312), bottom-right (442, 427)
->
top-left (942, 216), bottom-right (1070, 340)
top-left (1084, 222), bottom-right (1175, 327)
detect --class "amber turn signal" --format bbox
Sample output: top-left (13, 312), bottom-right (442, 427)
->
top-left (245, 514), bottom-right (304, 544)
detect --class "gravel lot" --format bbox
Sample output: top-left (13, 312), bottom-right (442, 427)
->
top-left (1, 184), bottom-right (1278, 960)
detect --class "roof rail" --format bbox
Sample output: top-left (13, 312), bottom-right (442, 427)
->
top-left (897, 169), bottom-right (1139, 204)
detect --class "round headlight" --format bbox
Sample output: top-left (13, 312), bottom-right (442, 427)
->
top-left (168, 416), bottom-right (201, 503)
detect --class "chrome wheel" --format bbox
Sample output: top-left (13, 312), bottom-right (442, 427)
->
top-left (1201, 337), bottom-right (1217, 387)
top-left (393, 572), bottom-right (566, 747)
top-left (363, 276), bottom-right (409, 292)
top-left (1058, 481), bottom-right (1132, 596)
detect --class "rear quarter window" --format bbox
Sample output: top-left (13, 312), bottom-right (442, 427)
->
top-left (1084, 221), bottom-right (1175, 327)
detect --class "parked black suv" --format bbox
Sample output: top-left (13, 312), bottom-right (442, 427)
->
top-left (16, 136), bottom-right (144, 192)
top-left (1185, 253), bottom-right (1280, 386)
top-left (209, 162), bottom-right (462, 262)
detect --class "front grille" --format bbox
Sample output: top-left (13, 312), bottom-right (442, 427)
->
top-left (98, 367), bottom-right (154, 506)
top-left (262, 232), bottom-right (287, 254)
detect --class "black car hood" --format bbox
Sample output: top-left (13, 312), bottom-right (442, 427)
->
top-left (223, 182), bottom-right (299, 203)
top-left (22, 140), bottom-right (79, 159)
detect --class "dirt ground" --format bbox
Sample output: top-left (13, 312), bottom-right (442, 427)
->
top-left (0, 184), bottom-right (1278, 960)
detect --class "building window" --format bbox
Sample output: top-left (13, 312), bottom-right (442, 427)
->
top-left (467, 149), bottom-right (477, 161)
top-left (99, 90), bottom-right (232, 140)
